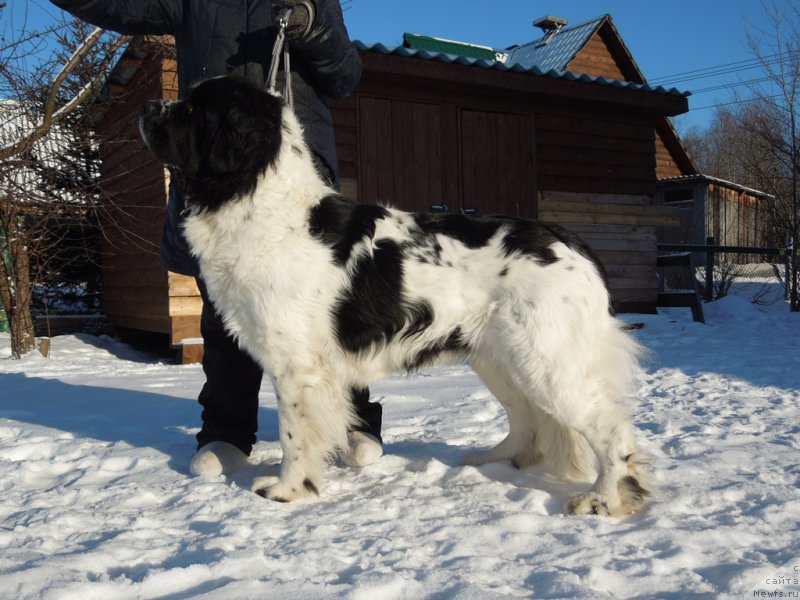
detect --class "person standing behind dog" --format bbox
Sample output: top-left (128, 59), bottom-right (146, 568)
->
top-left (49, 0), bottom-right (384, 475)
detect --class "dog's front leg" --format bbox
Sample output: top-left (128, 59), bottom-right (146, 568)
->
top-left (252, 374), bottom-right (352, 502)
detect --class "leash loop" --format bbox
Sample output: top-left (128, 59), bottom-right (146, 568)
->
top-left (267, 7), bottom-right (293, 108)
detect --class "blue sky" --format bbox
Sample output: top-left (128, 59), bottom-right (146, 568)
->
top-left (5, 0), bottom-right (791, 132)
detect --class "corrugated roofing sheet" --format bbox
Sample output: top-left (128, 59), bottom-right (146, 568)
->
top-left (403, 33), bottom-right (503, 62)
top-left (658, 174), bottom-right (773, 198)
top-left (505, 16), bottom-right (605, 72)
top-left (354, 40), bottom-right (689, 97)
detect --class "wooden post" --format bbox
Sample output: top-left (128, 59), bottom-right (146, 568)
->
top-left (787, 235), bottom-right (794, 302)
top-left (705, 236), bottom-right (715, 302)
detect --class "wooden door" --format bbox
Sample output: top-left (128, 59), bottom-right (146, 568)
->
top-left (358, 97), bottom-right (446, 213)
top-left (460, 110), bottom-right (536, 218)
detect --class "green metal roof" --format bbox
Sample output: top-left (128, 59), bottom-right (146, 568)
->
top-left (403, 33), bottom-right (505, 62)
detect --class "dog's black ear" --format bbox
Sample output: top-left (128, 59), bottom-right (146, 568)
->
top-left (206, 87), bottom-right (284, 176)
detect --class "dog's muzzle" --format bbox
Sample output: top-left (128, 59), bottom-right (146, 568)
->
top-left (140, 99), bottom-right (174, 121)
top-left (139, 99), bottom-right (179, 160)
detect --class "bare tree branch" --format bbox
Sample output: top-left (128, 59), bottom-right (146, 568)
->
top-left (0, 11), bottom-right (132, 356)
top-left (0, 28), bottom-right (129, 162)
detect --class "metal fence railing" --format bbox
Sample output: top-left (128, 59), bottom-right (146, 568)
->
top-left (658, 237), bottom-right (794, 308)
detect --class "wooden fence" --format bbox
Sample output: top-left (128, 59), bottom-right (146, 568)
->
top-left (658, 236), bottom-right (790, 303)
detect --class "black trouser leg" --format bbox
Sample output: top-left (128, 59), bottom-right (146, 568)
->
top-left (196, 279), bottom-right (262, 455)
top-left (351, 386), bottom-right (383, 445)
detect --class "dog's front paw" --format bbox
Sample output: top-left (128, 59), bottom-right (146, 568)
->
top-left (251, 476), bottom-right (320, 502)
top-left (566, 492), bottom-right (613, 516)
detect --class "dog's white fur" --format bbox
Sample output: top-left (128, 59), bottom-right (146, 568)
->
top-left (182, 106), bottom-right (649, 516)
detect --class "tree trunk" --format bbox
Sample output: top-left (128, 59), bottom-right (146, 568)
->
top-left (10, 241), bottom-right (36, 358)
top-left (0, 198), bottom-right (36, 358)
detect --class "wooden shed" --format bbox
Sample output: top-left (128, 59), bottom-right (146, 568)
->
top-left (656, 174), bottom-right (773, 259)
top-left (93, 15), bottom-right (690, 361)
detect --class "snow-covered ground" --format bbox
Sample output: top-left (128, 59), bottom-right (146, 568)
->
top-left (1, 297), bottom-right (798, 599)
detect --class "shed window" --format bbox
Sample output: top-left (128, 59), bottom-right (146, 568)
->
top-left (664, 188), bottom-right (694, 203)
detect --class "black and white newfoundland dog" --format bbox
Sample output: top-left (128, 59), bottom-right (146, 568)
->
top-left (140, 76), bottom-right (650, 516)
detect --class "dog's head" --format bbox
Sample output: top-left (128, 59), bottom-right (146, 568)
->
top-left (139, 76), bottom-right (283, 212)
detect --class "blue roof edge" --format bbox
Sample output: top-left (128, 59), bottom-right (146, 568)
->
top-left (354, 40), bottom-right (691, 98)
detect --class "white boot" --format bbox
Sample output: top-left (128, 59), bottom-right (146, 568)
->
top-left (189, 441), bottom-right (248, 477)
top-left (344, 431), bottom-right (383, 467)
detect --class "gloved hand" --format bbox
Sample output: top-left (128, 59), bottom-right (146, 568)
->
top-left (273, 0), bottom-right (316, 41)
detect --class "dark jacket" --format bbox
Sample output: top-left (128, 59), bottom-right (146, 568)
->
top-left (51, 0), bottom-right (361, 275)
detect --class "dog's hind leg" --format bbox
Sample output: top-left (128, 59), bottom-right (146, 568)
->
top-left (465, 352), bottom-right (595, 479)
top-left (563, 406), bottom-right (650, 517)
top-left (460, 354), bottom-right (539, 468)
top-left (501, 363), bottom-right (648, 516)
top-left (513, 327), bottom-right (649, 517)
top-left (252, 372), bottom-right (356, 502)
top-left (559, 326), bottom-right (650, 517)
top-left (481, 296), bottom-right (649, 516)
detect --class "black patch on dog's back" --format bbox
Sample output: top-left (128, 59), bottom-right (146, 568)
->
top-left (499, 219), bottom-right (560, 265)
top-left (502, 220), bottom-right (608, 276)
top-left (411, 213), bottom-right (503, 249)
top-left (333, 239), bottom-right (433, 354)
top-left (501, 218), bottom-right (613, 312)
top-left (308, 196), bottom-right (391, 265)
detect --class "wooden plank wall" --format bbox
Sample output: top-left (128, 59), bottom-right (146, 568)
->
top-left (706, 183), bottom-right (762, 249)
top-left (566, 23), bottom-right (693, 183)
top-left (536, 107), bottom-right (656, 197)
top-left (98, 49), bottom-right (202, 345)
top-left (655, 128), bottom-right (684, 179)
top-left (539, 191), bottom-right (679, 311)
top-left (329, 96), bottom-right (358, 182)
top-left (97, 52), bottom-right (171, 335)
top-left (168, 273), bottom-right (202, 344)
top-left (567, 30), bottom-right (627, 81)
